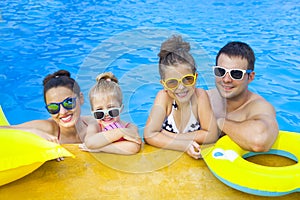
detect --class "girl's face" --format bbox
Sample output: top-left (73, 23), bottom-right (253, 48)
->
top-left (161, 65), bottom-right (197, 104)
top-left (91, 92), bottom-right (122, 126)
top-left (45, 86), bottom-right (83, 128)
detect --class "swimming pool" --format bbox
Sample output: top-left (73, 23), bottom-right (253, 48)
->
top-left (0, 0), bottom-right (299, 135)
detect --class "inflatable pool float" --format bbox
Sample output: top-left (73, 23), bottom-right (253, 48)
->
top-left (202, 130), bottom-right (300, 196)
top-left (0, 106), bottom-right (74, 186)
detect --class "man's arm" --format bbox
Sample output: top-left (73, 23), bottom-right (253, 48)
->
top-left (217, 100), bottom-right (279, 152)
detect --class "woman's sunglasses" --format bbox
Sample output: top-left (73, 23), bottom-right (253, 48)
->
top-left (45, 97), bottom-right (77, 115)
top-left (92, 105), bottom-right (123, 120)
top-left (161, 74), bottom-right (197, 90)
top-left (213, 66), bottom-right (253, 80)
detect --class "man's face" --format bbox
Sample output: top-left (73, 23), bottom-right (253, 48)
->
top-left (215, 54), bottom-right (251, 100)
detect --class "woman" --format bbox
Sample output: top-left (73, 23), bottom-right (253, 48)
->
top-left (1, 70), bottom-right (94, 144)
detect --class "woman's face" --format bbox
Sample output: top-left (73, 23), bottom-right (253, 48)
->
top-left (45, 86), bottom-right (83, 128)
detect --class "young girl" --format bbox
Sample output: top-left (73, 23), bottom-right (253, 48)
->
top-left (80, 72), bottom-right (142, 155)
top-left (144, 35), bottom-right (218, 159)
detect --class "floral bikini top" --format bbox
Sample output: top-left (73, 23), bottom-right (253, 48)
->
top-left (162, 100), bottom-right (201, 133)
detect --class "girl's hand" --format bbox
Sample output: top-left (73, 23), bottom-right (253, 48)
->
top-left (120, 128), bottom-right (142, 144)
top-left (186, 141), bottom-right (202, 159)
top-left (123, 134), bottom-right (142, 144)
top-left (79, 143), bottom-right (102, 153)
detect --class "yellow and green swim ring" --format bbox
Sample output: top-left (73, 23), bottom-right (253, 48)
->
top-left (202, 130), bottom-right (300, 196)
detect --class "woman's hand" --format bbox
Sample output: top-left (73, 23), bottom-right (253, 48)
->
top-left (32, 129), bottom-right (59, 144)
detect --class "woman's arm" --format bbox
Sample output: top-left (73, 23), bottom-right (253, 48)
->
top-left (1, 120), bottom-right (59, 143)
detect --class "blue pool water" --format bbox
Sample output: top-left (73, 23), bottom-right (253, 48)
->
top-left (0, 0), bottom-right (299, 135)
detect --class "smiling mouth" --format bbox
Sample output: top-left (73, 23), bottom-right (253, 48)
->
top-left (103, 117), bottom-right (113, 122)
top-left (175, 90), bottom-right (188, 98)
top-left (222, 85), bottom-right (234, 91)
top-left (60, 114), bottom-right (73, 123)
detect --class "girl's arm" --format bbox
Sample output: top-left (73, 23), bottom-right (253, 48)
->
top-left (80, 141), bottom-right (141, 155)
top-left (100, 123), bottom-right (142, 155)
top-left (118, 122), bottom-right (142, 144)
top-left (196, 89), bottom-right (219, 143)
top-left (84, 121), bottom-right (142, 154)
top-left (163, 89), bottom-right (218, 144)
top-left (166, 88), bottom-right (218, 144)
top-left (144, 90), bottom-right (194, 152)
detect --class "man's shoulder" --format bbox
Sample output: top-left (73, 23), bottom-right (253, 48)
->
top-left (248, 92), bottom-right (272, 106)
top-left (246, 92), bottom-right (275, 113)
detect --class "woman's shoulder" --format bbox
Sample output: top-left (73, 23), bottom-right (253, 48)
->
top-left (16, 118), bottom-right (56, 127)
top-left (14, 119), bottom-right (58, 136)
top-left (81, 115), bottom-right (97, 123)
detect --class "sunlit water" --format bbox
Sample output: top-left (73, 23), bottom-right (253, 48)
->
top-left (0, 0), bottom-right (299, 135)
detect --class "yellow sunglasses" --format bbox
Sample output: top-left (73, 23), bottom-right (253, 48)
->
top-left (161, 73), bottom-right (197, 90)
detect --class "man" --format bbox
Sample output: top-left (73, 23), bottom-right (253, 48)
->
top-left (208, 41), bottom-right (278, 152)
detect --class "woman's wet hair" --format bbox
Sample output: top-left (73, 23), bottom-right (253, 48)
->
top-left (89, 72), bottom-right (122, 110)
top-left (43, 70), bottom-right (81, 102)
top-left (158, 35), bottom-right (196, 79)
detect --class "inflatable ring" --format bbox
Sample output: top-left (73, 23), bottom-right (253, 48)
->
top-left (202, 130), bottom-right (300, 196)
top-left (0, 106), bottom-right (74, 186)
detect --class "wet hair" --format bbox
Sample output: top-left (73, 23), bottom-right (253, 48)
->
top-left (216, 41), bottom-right (255, 71)
top-left (89, 72), bottom-right (122, 110)
top-left (158, 35), bottom-right (196, 79)
top-left (43, 70), bottom-right (81, 102)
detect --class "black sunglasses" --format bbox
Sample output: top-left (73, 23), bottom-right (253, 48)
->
top-left (45, 97), bottom-right (77, 115)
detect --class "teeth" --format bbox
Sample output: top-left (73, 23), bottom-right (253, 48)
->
top-left (104, 118), bottom-right (113, 122)
top-left (176, 91), bottom-right (188, 97)
top-left (61, 115), bottom-right (72, 121)
top-left (223, 85), bottom-right (233, 90)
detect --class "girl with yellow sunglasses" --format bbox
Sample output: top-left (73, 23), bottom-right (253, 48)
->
top-left (144, 35), bottom-right (218, 159)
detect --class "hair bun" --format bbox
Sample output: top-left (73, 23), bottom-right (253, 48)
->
top-left (96, 72), bottom-right (118, 84)
top-left (158, 35), bottom-right (190, 58)
top-left (43, 69), bottom-right (71, 86)
top-left (53, 70), bottom-right (71, 78)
